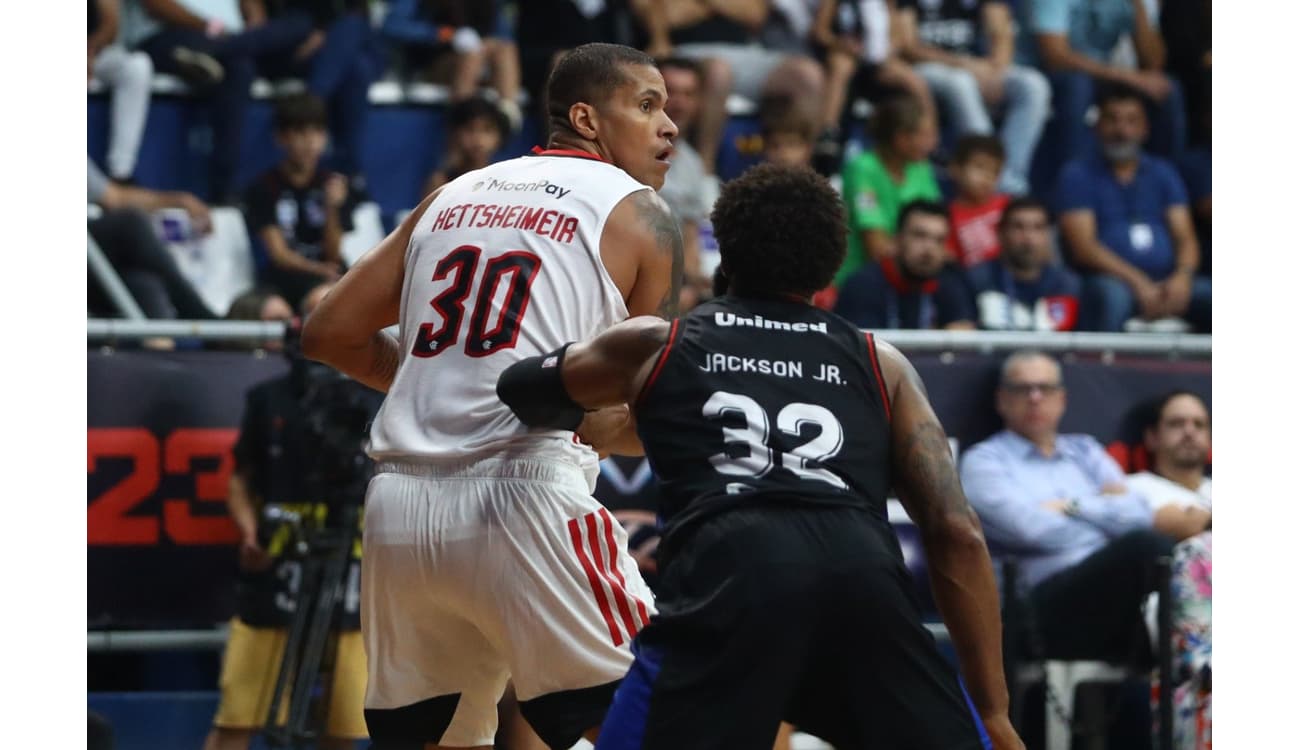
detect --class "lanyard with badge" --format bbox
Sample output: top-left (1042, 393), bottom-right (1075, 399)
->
top-left (1123, 173), bottom-right (1155, 256)
top-left (885, 287), bottom-right (934, 329)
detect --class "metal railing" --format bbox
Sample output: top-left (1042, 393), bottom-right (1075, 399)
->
top-left (87, 318), bottom-right (1212, 358)
top-left (86, 623), bottom-right (952, 652)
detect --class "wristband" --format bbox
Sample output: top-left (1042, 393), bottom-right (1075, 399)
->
top-left (497, 345), bottom-right (586, 431)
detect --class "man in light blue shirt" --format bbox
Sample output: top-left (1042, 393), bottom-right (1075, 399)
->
top-left (1018, 0), bottom-right (1184, 186)
top-left (960, 350), bottom-right (1209, 662)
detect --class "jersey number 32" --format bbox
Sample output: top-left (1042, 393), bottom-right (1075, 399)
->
top-left (411, 245), bottom-right (542, 358)
top-left (704, 391), bottom-right (848, 489)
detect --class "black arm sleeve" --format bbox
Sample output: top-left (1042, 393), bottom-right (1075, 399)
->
top-left (496, 344), bottom-right (586, 431)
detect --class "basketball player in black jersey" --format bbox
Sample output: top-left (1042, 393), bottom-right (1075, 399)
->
top-left (497, 164), bottom-right (1023, 749)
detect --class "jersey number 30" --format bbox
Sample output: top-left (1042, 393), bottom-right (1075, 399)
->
top-left (704, 391), bottom-right (848, 489)
top-left (411, 246), bottom-right (542, 358)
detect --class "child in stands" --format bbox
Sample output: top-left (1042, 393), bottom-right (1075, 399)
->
top-left (423, 95), bottom-right (510, 196)
top-left (946, 134), bottom-right (1011, 268)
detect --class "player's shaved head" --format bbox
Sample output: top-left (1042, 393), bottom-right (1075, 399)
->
top-left (546, 43), bottom-right (658, 138)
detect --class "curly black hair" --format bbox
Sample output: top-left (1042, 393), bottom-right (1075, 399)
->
top-left (711, 163), bottom-right (845, 297)
top-left (546, 43), bottom-right (657, 139)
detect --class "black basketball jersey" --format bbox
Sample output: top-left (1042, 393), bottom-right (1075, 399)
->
top-left (635, 295), bottom-right (894, 544)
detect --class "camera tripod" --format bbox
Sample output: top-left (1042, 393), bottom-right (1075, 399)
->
top-left (262, 504), bottom-right (362, 749)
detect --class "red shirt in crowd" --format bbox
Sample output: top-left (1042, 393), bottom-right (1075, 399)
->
top-left (947, 193), bottom-right (1010, 267)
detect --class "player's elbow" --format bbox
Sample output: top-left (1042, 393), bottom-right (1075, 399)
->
top-left (299, 313), bottom-right (333, 364)
top-left (924, 508), bottom-right (987, 552)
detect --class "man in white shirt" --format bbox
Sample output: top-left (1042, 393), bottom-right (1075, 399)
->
top-left (1128, 390), bottom-right (1211, 513)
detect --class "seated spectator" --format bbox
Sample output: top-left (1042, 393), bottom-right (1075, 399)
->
top-left (833, 199), bottom-right (975, 329)
top-left (945, 134), bottom-right (1010, 268)
top-left (896, 0), bottom-right (1049, 194)
top-left (657, 57), bottom-right (716, 308)
top-left (837, 95), bottom-right (940, 284)
top-left (224, 287), bottom-right (295, 351)
top-left (1019, 0), bottom-right (1185, 185)
top-left (90, 0), bottom-right (153, 183)
top-left (381, 0), bottom-right (523, 131)
top-left (243, 94), bottom-right (365, 310)
top-left (629, 0), bottom-right (826, 175)
top-left (516, 0), bottom-right (625, 132)
top-left (959, 350), bottom-right (1210, 664)
top-left (1057, 86), bottom-right (1209, 332)
top-left (810, 0), bottom-right (933, 173)
top-left (88, 156), bottom-right (218, 321)
top-left (257, 0), bottom-right (383, 179)
top-left (1159, 0), bottom-right (1210, 149)
top-left (759, 95), bottom-right (817, 169)
top-left (127, 1), bottom-right (312, 201)
top-left (1128, 390), bottom-right (1212, 747)
top-left (1128, 391), bottom-right (1211, 513)
top-left (967, 196), bottom-right (1081, 331)
top-left (423, 95), bottom-right (510, 196)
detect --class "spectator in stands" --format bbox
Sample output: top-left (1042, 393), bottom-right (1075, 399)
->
top-left (90, 0), bottom-right (153, 183)
top-left (88, 156), bottom-right (218, 320)
top-left (224, 287), bottom-right (295, 351)
top-left (422, 95), bottom-right (510, 196)
top-left (1160, 0), bottom-right (1210, 149)
top-left (810, 0), bottom-right (933, 174)
top-left (256, 1), bottom-right (382, 179)
top-left (657, 57), bottom-right (715, 309)
top-left (833, 199), bottom-right (975, 329)
top-left (516, 0), bottom-right (627, 134)
top-left (959, 350), bottom-right (1210, 664)
top-left (204, 289), bottom-right (376, 750)
top-left (381, 0), bottom-right (523, 131)
top-left (1020, 0), bottom-right (1185, 184)
top-left (945, 134), bottom-right (1009, 268)
top-left (128, 0), bottom-right (310, 201)
top-left (1127, 389), bottom-right (1212, 746)
top-left (837, 95), bottom-right (940, 285)
top-left (1057, 86), bottom-right (1209, 333)
top-left (967, 196), bottom-right (1081, 331)
top-left (1128, 391), bottom-right (1211, 513)
top-left (243, 94), bottom-right (365, 311)
top-left (628, 0), bottom-right (826, 176)
top-left (895, 0), bottom-right (1049, 194)
top-left (759, 94), bottom-right (817, 169)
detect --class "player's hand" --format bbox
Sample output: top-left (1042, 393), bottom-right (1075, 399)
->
top-left (981, 714), bottom-right (1026, 750)
top-left (577, 405), bottom-right (636, 458)
top-left (239, 535), bottom-right (273, 572)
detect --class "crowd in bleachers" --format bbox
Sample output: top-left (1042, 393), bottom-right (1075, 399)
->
top-left (88, 0), bottom-right (1211, 337)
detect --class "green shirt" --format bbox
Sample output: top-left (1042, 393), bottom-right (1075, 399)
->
top-left (837, 151), bottom-right (942, 286)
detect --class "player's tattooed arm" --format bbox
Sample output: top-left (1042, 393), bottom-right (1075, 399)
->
top-left (875, 339), bottom-right (1015, 732)
top-left (631, 188), bottom-right (684, 319)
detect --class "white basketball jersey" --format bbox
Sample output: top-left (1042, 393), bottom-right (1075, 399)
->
top-left (369, 151), bottom-right (650, 465)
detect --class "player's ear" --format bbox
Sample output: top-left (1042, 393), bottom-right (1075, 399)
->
top-left (569, 102), bottom-right (599, 141)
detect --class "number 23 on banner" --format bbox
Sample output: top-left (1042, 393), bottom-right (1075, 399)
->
top-left (87, 428), bottom-right (240, 546)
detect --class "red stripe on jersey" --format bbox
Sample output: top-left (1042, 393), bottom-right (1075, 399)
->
top-left (635, 319), bottom-right (681, 407)
top-left (568, 517), bottom-right (622, 646)
top-left (530, 146), bottom-right (609, 162)
top-left (865, 332), bottom-right (891, 422)
top-left (587, 513), bottom-right (639, 641)
top-left (599, 508), bottom-right (652, 629)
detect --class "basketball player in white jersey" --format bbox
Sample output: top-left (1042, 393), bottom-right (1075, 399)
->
top-left (300, 43), bottom-right (683, 750)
